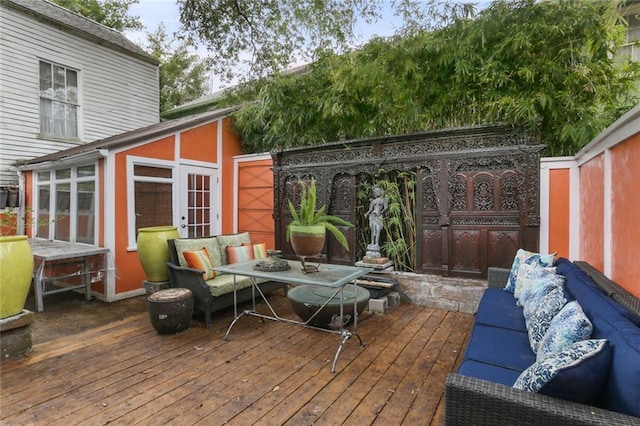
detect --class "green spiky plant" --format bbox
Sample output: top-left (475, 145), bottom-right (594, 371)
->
top-left (286, 178), bottom-right (353, 250)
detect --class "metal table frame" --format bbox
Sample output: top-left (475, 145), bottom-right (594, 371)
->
top-left (215, 260), bottom-right (373, 373)
top-left (29, 239), bottom-right (111, 312)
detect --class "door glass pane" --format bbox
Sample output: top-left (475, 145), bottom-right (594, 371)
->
top-left (186, 173), bottom-right (211, 237)
top-left (37, 187), bottom-right (50, 238)
top-left (76, 181), bottom-right (95, 244)
top-left (55, 183), bottom-right (71, 241)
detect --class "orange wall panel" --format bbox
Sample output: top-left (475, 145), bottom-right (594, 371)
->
top-left (548, 168), bottom-right (570, 259)
top-left (114, 135), bottom-right (176, 294)
top-left (237, 159), bottom-right (275, 249)
top-left (180, 121), bottom-right (218, 162)
top-left (579, 155), bottom-right (605, 271)
top-left (610, 135), bottom-right (640, 298)
top-left (220, 118), bottom-right (243, 234)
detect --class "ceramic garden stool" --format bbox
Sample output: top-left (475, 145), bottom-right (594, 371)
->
top-left (287, 284), bottom-right (370, 328)
top-left (147, 288), bottom-right (194, 334)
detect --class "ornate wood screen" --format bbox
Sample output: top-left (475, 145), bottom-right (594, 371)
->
top-left (272, 124), bottom-right (544, 278)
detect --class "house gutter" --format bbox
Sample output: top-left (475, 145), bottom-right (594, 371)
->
top-left (15, 149), bottom-right (109, 172)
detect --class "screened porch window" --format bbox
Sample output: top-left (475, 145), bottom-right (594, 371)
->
top-left (39, 60), bottom-right (79, 139)
top-left (133, 165), bottom-right (173, 233)
top-left (35, 165), bottom-right (96, 244)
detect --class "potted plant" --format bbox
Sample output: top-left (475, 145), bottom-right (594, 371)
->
top-left (0, 207), bottom-right (34, 318)
top-left (286, 178), bottom-right (353, 272)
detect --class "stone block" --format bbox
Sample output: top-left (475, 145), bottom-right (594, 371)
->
top-left (386, 292), bottom-right (400, 308)
top-left (0, 310), bottom-right (34, 360)
top-left (143, 280), bottom-right (171, 297)
top-left (369, 297), bottom-right (388, 314)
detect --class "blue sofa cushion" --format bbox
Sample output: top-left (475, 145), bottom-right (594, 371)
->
top-left (475, 288), bottom-right (526, 332)
top-left (591, 312), bottom-right (640, 417)
top-left (513, 339), bottom-right (611, 405)
top-left (537, 301), bottom-right (593, 361)
top-left (555, 258), bottom-right (640, 326)
top-left (458, 359), bottom-right (522, 387)
top-left (464, 323), bottom-right (535, 372)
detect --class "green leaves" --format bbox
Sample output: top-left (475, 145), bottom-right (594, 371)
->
top-left (230, 0), bottom-right (640, 157)
top-left (287, 179), bottom-right (353, 250)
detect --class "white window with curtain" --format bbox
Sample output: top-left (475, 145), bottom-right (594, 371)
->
top-left (35, 164), bottom-right (97, 244)
top-left (126, 157), bottom-right (175, 248)
top-left (39, 60), bottom-right (79, 139)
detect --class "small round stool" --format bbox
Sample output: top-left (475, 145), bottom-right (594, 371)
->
top-left (287, 284), bottom-right (370, 328)
top-left (147, 288), bottom-right (194, 334)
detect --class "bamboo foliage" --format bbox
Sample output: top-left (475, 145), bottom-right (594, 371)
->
top-left (357, 171), bottom-right (417, 271)
top-left (230, 0), bottom-right (640, 157)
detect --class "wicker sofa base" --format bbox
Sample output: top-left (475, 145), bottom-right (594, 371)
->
top-left (445, 262), bottom-right (640, 425)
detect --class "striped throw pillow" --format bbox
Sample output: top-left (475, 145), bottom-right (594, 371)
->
top-left (183, 247), bottom-right (216, 280)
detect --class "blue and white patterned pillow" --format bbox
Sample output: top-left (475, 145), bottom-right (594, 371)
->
top-left (505, 249), bottom-right (556, 293)
top-left (523, 287), bottom-right (567, 352)
top-left (537, 301), bottom-right (592, 362)
top-left (514, 339), bottom-right (611, 405)
top-left (516, 266), bottom-right (564, 308)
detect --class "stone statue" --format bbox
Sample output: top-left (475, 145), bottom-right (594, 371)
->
top-left (365, 185), bottom-right (388, 251)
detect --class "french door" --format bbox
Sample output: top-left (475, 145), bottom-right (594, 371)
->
top-left (179, 165), bottom-right (219, 238)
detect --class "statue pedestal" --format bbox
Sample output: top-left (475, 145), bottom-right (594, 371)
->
top-left (356, 259), bottom-right (395, 271)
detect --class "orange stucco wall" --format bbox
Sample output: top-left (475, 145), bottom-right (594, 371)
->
top-left (237, 158), bottom-right (275, 248)
top-left (114, 136), bottom-right (176, 294)
top-left (220, 118), bottom-right (243, 234)
top-left (610, 135), bottom-right (640, 298)
top-left (180, 121), bottom-right (218, 162)
top-left (579, 155), bottom-right (605, 272)
top-left (548, 168), bottom-right (570, 259)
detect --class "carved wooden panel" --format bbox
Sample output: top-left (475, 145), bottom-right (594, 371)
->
top-left (272, 124), bottom-right (543, 278)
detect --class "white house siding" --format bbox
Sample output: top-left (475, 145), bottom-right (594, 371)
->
top-left (0, 3), bottom-right (159, 185)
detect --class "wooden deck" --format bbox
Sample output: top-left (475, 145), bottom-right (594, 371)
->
top-left (1, 293), bottom-right (473, 425)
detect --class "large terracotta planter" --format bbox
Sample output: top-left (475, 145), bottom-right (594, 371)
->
top-left (0, 236), bottom-right (34, 319)
top-left (136, 226), bottom-right (179, 282)
top-left (289, 224), bottom-right (325, 272)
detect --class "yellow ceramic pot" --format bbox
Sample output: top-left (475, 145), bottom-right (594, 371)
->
top-left (136, 226), bottom-right (179, 282)
top-left (0, 236), bottom-right (34, 319)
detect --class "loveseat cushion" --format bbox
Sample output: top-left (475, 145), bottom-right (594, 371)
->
top-left (475, 288), bottom-right (527, 332)
top-left (513, 339), bottom-right (612, 405)
top-left (464, 323), bottom-right (535, 372)
top-left (205, 274), bottom-right (268, 297)
top-left (591, 312), bottom-right (640, 417)
top-left (174, 237), bottom-right (222, 268)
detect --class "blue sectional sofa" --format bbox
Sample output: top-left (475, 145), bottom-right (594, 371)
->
top-left (445, 258), bottom-right (640, 425)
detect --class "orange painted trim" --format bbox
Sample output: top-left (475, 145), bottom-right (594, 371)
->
top-left (547, 169), bottom-right (570, 259)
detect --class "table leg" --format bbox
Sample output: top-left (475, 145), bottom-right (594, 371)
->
top-left (83, 256), bottom-right (92, 301)
top-left (33, 257), bottom-right (45, 313)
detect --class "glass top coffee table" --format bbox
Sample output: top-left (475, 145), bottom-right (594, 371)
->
top-left (215, 259), bottom-right (373, 373)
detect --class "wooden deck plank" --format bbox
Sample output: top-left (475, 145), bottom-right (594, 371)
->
top-left (300, 305), bottom-right (432, 426)
top-left (341, 308), bottom-right (453, 425)
top-left (0, 294), bottom-right (475, 426)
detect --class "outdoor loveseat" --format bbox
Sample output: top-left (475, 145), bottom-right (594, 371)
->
top-left (166, 232), bottom-right (285, 328)
top-left (445, 256), bottom-right (640, 425)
